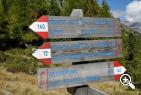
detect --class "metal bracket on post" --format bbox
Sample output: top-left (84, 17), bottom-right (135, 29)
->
top-left (67, 9), bottom-right (107, 95)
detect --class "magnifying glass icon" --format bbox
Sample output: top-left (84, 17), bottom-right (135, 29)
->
top-left (120, 74), bottom-right (135, 89)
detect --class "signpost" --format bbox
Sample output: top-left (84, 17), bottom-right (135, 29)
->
top-left (29, 9), bottom-right (124, 95)
top-left (38, 61), bottom-right (126, 90)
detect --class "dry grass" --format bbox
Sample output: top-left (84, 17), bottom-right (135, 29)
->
top-left (90, 81), bottom-right (141, 95)
top-left (0, 67), bottom-right (140, 95)
top-left (0, 67), bottom-right (70, 95)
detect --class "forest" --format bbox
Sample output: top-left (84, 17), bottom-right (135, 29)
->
top-left (0, 0), bottom-right (141, 88)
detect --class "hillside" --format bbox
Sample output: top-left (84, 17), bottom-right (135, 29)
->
top-left (122, 21), bottom-right (141, 34)
top-left (120, 24), bottom-right (141, 84)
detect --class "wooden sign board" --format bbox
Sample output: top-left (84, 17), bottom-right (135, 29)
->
top-left (48, 16), bottom-right (120, 38)
top-left (32, 39), bottom-right (122, 64)
top-left (29, 16), bottom-right (121, 39)
top-left (37, 61), bottom-right (126, 90)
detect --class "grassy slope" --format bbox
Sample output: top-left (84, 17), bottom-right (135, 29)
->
top-left (0, 68), bottom-right (69, 95)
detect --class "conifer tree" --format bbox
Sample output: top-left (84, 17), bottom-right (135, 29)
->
top-left (61, 0), bottom-right (86, 16)
top-left (49, 0), bottom-right (61, 16)
top-left (100, 0), bottom-right (111, 17)
top-left (84, 0), bottom-right (101, 17)
top-left (126, 32), bottom-right (138, 82)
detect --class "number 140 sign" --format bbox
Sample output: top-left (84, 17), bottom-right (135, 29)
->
top-left (29, 16), bottom-right (48, 39)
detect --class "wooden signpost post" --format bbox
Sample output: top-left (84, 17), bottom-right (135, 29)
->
top-left (29, 9), bottom-right (125, 95)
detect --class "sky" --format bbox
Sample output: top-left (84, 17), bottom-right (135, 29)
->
top-left (98, 0), bottom-right (141, 23)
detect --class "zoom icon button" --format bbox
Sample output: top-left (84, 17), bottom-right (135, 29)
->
top-left (120, 74), bottom-right (135, 89)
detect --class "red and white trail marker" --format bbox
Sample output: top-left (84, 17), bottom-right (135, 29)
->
top-left (29, 16), bottom-right (48, 39)
top-left (114, 61), bottom-right (126, 81)
top-left (32, 42), bottom-right (52, 65)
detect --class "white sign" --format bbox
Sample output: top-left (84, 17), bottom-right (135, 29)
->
top-left (114, 66), bottom-right (126, 75)
top-left (29, 22), bottom-right (48, 32)
top-left (32, 49), bottom-right (51, 59)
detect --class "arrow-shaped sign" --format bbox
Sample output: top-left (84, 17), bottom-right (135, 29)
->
top-left (32, 42), bottom-right (52, 64)
top-left (114, 61), bottom-right (126, 80)
top-left (29, 16), bottom-right (121, 39)
top-left (37, 61), bottom-right (126, 90)
top-left (32, 39), bottom-right (122, 65)
top-left (29, 16), bottom-right (48, 39)
top-left (32, 49), bottom-right (51, 59)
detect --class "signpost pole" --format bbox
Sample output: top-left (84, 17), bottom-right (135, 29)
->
top-left (75, 86), bottom-right (108, 95)
top-left (67, 9), bottom-right (107, 95)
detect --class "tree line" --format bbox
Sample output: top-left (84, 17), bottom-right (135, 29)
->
top-left (0, 0), bottom-right (111, 50)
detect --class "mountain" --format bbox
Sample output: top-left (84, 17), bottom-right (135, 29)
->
top-left (121, 21), bottom-right (141, 34)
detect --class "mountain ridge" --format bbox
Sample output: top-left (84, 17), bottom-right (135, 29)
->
top-left (121, 21), bottom-right (141, 34)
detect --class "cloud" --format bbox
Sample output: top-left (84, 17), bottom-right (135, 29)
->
top-left (111, 10), bottom-right (125, 18)
top-left (126, 0), bottom-right (141, 23)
